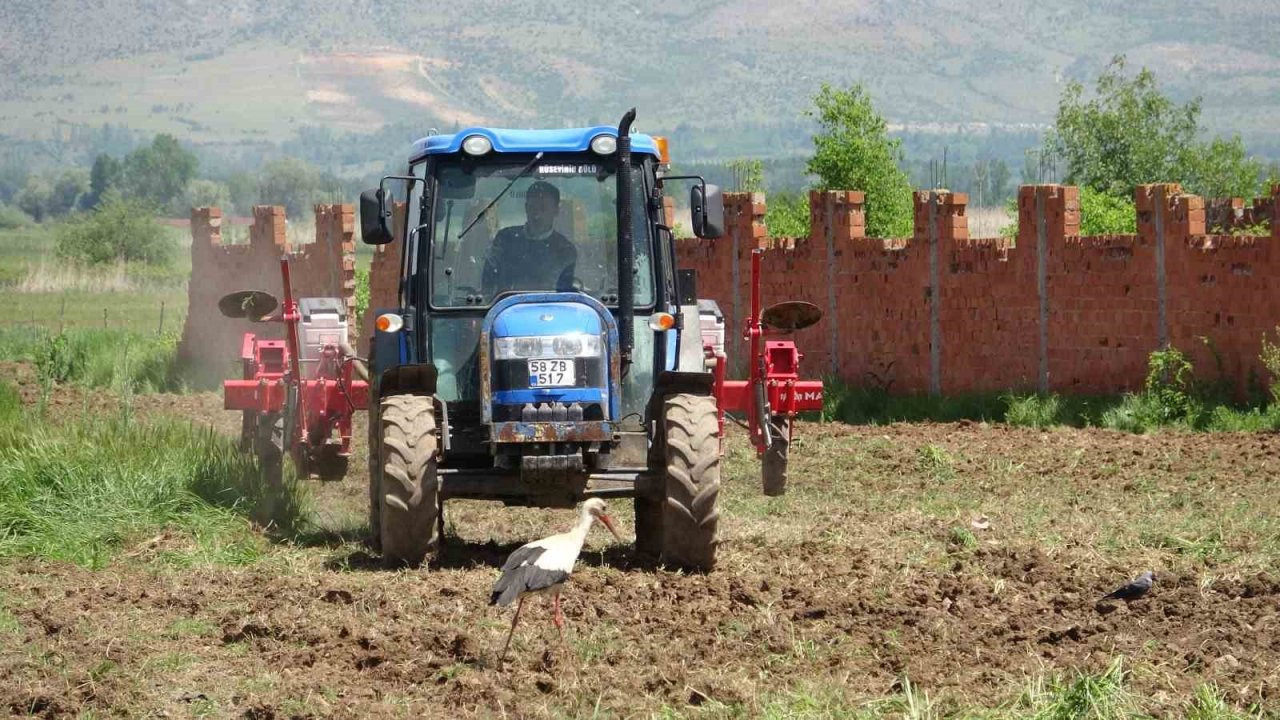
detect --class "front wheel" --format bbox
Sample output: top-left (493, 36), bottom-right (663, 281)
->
top-left (372, 394), bottom-right (440, 568)
top-left (656, 393), bottom-right (721, 571)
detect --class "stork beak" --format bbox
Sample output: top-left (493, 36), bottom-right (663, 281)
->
top-left (598, 513), bottom-right (624, 543)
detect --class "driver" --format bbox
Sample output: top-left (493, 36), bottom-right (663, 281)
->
top-left (481, 180), bottom-right (577, 295)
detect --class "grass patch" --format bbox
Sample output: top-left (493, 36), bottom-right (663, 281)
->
top-left (819, 382), bottom-right (1280, 434)
top-left (0, 386), bottom-right (307, 567)
top-left (0, 326), bottom-right (184, 394)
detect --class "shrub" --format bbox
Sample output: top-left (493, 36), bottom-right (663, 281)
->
top-left (56, 192), bottom-right (175, 266)
top-left (0, 203), bottom-right (31, 230)
top-left (1078, 187), bottom-right (1137, 236)
top-left (765, 192), bottom-right (811, 238)
top-left (354, 268), bottom-right (370, 325)
top-left (1004, 393), bottom-right (1062, 428)
top-left (1261, 327), bottom-right (1280, 405)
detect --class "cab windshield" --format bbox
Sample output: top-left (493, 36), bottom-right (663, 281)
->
top-left (426, 156), bottom-right (654, 309)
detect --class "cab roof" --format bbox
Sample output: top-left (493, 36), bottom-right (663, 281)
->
top-left (409, 126), bottom-right (659, 162)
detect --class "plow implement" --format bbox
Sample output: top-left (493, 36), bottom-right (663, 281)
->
top-left (219, 257), bottom-right (368, 488)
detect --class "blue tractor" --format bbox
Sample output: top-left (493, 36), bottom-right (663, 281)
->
top-left (360, 110), bottom-right (729, 570)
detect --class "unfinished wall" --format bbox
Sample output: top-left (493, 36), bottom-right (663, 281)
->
top-left (676, 184), bottom-right (1280, 396)
top-left (178, 205), bottom-right (356, 387)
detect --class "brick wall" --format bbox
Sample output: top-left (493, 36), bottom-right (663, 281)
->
top-left (178, 204), bottom-right (356, 388)
top-left (676, 184), bottom-right (1280, 395)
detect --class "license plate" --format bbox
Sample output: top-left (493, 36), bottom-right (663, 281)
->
top-left (528, 358), bottom-right (575, 387)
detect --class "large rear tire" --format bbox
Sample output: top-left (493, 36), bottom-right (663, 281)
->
top-left (762, 416), bottom-right (789, 496)
top-left (660, 394), bottom-right (721, 571)
top-left (374, 394), bottom-right (439, 568)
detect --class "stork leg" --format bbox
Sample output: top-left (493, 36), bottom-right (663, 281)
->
top-left (552, 590), bottom-right (565, 642)
top-left (499, 595), bottom-right (525, 665)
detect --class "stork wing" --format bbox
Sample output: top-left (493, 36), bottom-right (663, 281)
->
top-left (501, 543), bottom-right (548, 572)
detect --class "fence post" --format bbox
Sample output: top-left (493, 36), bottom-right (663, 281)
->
top-left (58, 295), bottom-right (66, 335)
top-left (103, 308), bottom-right (108, 329)
top-left (158, 301), bottom-right (165, 336)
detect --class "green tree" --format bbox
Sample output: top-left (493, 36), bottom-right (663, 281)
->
top-left (52, 169), bottom-right (90, 214)
top-left (183, 179), bottom-right (231, 211)
top-left (1078, 187), bottom-right (1137, 235)
top-left (86, 154), bottom-right (123, 208)
top-left (765, 191), bottom-right (810, 237)
top-left (989, 159), bottom-right (1011, 202)
top-left (727, 158), bottom-right (764, 192)
top-left (56, 192), bottom-right (174, 266)
top-left (14, 174), bottom-right (53, 221)
top-left (806, 84), bottom-right (913, 237)
top-left (257, 157), bottom-right (322, 217)
top-left (1049, 56), bottom-right (1261, 199)
top-left (120, 134), bottom-right (198, 210)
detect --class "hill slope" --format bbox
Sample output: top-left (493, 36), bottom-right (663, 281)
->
top-left (1, 0), bottom-right (1278, 156)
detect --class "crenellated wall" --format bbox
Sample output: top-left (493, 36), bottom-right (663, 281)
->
top-left (676, 184), bottom-right (1280, 396)
top-left (178, 204), bottom-right (356, 388)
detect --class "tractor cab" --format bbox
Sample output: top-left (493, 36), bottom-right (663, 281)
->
top-left (360, 111), bottom-right (818, 572)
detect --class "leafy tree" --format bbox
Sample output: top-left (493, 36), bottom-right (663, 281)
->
top-left (120, 134), bottom-right (198, 209)
top-left (806, 83), bottom-right (913, 237)
top-left (765, 192), bottom-right (811, 237)
top-left (257, 157), bottom-right (322, 217)
top-left (1078, 187), bottom-right (1137, 235)
top-left (14, 174), bottom-right (54, 221)
top-left (1185, 136), bottom-right (1261, 200)
top-left (1049, 56), bottom-right (1262, 199)
top-left (183, 179), bottom-right (231, 211)
top-left (727, 158), bottom-right (764, 192)
top-left (989, 159), bottom-right (1011, 202)
top-left (53, 169), bottom-right (90, 213)
top-left (226, 171), bottom-right (258, 215)
top-left (56, 192), bottom-right (174, 266)
top-left (86, 154), bottom-right (123, 208)
top-left (14, 170), bottom-right (87, 220)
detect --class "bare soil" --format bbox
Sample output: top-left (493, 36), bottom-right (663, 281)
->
top-left (2, 374), bottom-right (1279, 717)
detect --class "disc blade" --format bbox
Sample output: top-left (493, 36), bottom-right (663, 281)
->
top-left (761, 301), bottom-right (823, 331)
top-left (217, 290), bottom-right (279, 320)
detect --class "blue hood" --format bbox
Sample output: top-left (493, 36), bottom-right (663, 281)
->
top-left (491, 302), bottom-right (602, 337)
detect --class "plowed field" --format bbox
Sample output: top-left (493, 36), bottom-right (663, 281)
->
top-left (3, 380), bottom-right (1279, 717)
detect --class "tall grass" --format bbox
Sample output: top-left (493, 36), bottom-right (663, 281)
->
top-left (0, 382), bottom-right (307, 567)
top-left (0, 326), bottom-right (183, 394)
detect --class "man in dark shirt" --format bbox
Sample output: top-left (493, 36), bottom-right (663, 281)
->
top-left (482, 180), bottom-right (577, 296)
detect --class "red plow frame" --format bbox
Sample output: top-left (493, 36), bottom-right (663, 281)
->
top-left (710, 248), bottom-right (824, 495)
top-left (222, 256), bottom-right (369, 483)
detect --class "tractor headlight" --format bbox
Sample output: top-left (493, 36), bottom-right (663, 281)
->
top-left (552, 336), bottom-right (583, 356)
top-left (462, 134), bottom-right (493, 156)
top-left (589, 134), bottom-right (617, 155)
top-left (494, 334), bottom-right (602, 359)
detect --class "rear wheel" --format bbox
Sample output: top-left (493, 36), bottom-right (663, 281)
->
top-left (374, 394), bottom-right (439, 568)
top-left (658, 394), bottom-right (721, 571)
top-left (762, 416), bottom-right (790, 496)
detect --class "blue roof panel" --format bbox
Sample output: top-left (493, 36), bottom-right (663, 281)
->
top-left (410, 126), bottom-right (659, 160)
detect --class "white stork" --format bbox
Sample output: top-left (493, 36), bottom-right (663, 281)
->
top-left (490, 498), bottom-right (624, 661)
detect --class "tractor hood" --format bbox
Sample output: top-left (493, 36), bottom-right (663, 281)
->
top-left (491, 302), bottom-right (602, 339)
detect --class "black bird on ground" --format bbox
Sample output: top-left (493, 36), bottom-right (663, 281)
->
top-left (1101, 570), bottom-right (1156, 601)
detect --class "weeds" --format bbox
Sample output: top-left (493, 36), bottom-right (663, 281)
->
top-left (0, 389), bottom-right (307, 566)
top-left (819, 341), bottom-right (1280, 433)
top-left (1, 327), bottom-right (183, 394)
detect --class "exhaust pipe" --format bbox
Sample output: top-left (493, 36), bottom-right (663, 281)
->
top-left (616, 108), bottom-right (637, 370)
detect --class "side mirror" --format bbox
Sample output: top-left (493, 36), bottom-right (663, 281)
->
top-left (360, 188), bottom-right (394, 245)
top-left (690, 183), bottom-right (724, 239)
